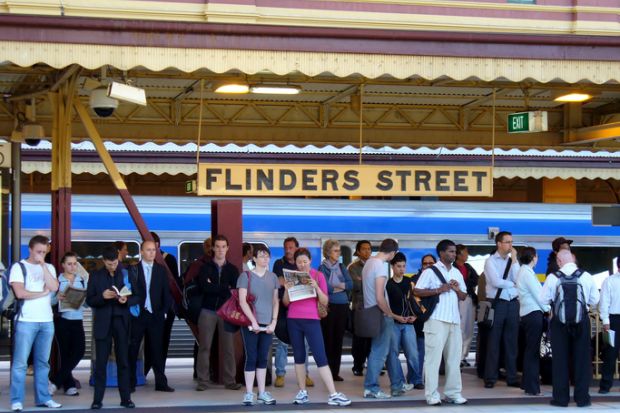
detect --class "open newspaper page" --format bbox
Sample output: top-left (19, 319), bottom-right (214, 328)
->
top-left (283, 269), bottom-right (317, 302)
top-left (59, 285), bottom-right (87, 312)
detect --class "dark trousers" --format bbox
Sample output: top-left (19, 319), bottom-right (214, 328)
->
top-left (129, 311), bottom-right (168, 388)
top-left (484, 299), bottom-right (519, 384)
top-left (321, 303), bottom-right (348, 377)
top-left (521, 311), bottom-right (543, 394)
top-left (52, 318), bottom-right (85, 390)
top-left (551, 318), bottom-right (592, 406)
top-left (145, 308), bottom-right (174, 376)
top-left (352, 334), bottom-right (372, 371)
top-left (600, 314), bottom-right (620, 391)
top-left (93, 316), bottom-right (131, 404)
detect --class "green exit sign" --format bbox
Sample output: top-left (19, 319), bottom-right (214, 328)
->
top-left (508, 111), bottom-right (548, 133)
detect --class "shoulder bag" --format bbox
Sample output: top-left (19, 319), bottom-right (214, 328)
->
top-left (217, 271), bottom-right (256, 327)
top-left (415, 265), bottom-right (448, 323)
top-left (476, 258), bottom-right (511, 328)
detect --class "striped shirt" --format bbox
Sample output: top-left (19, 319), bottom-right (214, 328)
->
top-left (484, 252), bottom-right (520, 301)
top-left (599, 272), bottom-right (620, 325)
top-left (416, 261), bottom-right (465, 325)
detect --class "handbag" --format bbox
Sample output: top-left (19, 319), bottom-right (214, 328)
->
top-left (354, 305), bottom-right (383, 338)
top-left (476, 258), bottom-right (512, 328)
top-left (216, 271), bottom-right (256, 327)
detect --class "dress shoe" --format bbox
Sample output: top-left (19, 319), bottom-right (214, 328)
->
top-left (90, 402), bottom-right (102, 410)
top-left (120, 400), bottom-right (135, 408)
top-left (414, 383), bottom-right (425, 390)
top-left (305, 375), bottom-right (314, 387)
top-left (484, 382), bottom-right (495, 389)
top-left (352, 369), bottom-right (364, 377)
top-left (507, 381), bottom-right (521, 388)
top-left (130, 387), bottom-right (136, 393)
top-left (599, 388), bottom-right (610, 394)
top-left (225, 383), bottom-right (242, 390)
top-left (577, 401), bottom-right (592, 407)
top-left (549, 399), bottom-right (568, 407)
top-left (333, 375), bottom-right (344, 382)
top-left (155, 385), bottom-right (175, 392)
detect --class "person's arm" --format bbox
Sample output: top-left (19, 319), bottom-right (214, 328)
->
top-left (525, 271), bottom-right (551, 312)
top-left (239, 287), bottom-right (259, 332)
top-left (266, 288), bottom-right (278, 334)
top-left (197, 266), bottom-right (221, 296)
top-left (342, 265), bottom-right (353, 292)
top-left (42, 264), bottom-right (59, 292)
top-left (539, 275), bottom-right (554, 305)
top-left (451, 277), bottom-right (467, 301)
top-left (374, 276), bottom-right (392, 316)
top-left (413, 270), bottom-right (451, 297)
top-left (10, 282), bottom-right (49, 300)
top-left (587, 274), bottom-right (600, 308)
top-left (162, 271), bottom-right (173, 314)
top-left (599, 278), bottom-right (610, 329)
top-left (314, 271), bottom-right (329, 306)
top-left (484, 257), bottom-right (514, 289)
top-left (86, 274), bottom-right (111, 307)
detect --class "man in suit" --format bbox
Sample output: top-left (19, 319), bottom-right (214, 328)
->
top-left (86, 246), bottom-right (142, 410)
top-left (128, 240), bottom-right (174, 393)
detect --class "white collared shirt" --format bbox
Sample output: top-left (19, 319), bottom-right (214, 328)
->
top-left (485, 252), bottom-right (520, 301)
top-left (516, 265), bottom-right (550, 317)
top-left (415, 261), bottom-right (466, 325)
top-left (540, 262), bottom-right (599, 310)
top-left (599, 272), bottom-right (620, 325)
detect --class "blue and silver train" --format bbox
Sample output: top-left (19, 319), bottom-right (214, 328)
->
top-left (18, 194), bottom-right (620, 278)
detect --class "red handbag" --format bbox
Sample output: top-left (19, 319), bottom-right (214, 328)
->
top-left (217, 271), bottom-right (256, 327)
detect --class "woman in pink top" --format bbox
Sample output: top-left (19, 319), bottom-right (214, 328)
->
top-left (282, 248), bottom-right (351, 407)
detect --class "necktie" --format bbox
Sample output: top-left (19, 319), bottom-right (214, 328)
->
top-left (145, 265), bottom-right (153, 313)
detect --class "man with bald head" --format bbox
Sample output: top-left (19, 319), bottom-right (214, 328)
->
top-left (128, 240), bottom-right (174, 393)
top-left (540, 249), bottom-right (599, 407)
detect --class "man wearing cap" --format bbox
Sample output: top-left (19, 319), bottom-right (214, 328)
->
top-left (546, 237), bottom-right (573, 275)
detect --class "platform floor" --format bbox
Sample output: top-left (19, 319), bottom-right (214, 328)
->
top-left (1, 356), bottom-right (620, 412)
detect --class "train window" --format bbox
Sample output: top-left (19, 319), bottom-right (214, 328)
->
top-left (70, 240), bottom-right (140, 273)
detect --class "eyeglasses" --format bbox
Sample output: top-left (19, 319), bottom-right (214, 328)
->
top-left (500, 241), bottom-right (513, 244)
top-left (422, 261), bottom-right (435, 267)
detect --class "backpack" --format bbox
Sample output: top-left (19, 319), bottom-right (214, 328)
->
top-left (1, 262), bottom-right (28, 321)
top-left (553, 269), bottom-right (586, 331)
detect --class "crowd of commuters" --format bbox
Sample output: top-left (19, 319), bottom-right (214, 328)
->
top-left (5, 231), bottom-right (619, 410)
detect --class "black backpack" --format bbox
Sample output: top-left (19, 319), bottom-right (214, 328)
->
top-left (553, 269), bottom-right (586, 332)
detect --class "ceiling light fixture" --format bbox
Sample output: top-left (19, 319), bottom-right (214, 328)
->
top-left (215, 83), bottom-right (250, 94)
top-left (250, 85), bottom-right (301, 95)
top-left (554, 92), bottom-right (592, 103)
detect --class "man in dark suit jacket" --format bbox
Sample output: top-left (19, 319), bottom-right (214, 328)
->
top-left (86, 246), bottom-right (142, 410)
top-left (128, 240), bottom-right (174, 392)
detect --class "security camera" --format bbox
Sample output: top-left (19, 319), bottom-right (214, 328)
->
top-left (89, 86), bottom-right (118, 117)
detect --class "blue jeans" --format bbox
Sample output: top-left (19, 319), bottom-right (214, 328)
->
top-left (274, 338), bottom-right (310, 376)
top-left (388, 323), bottom-right (422, 387)
top-left (11, 321), bottom-right (55, 405)
top-left (364, 316), bottom-right (399, 392)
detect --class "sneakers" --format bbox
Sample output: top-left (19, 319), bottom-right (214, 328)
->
top-left (274, 375), bottom-right (285, 387)
top-left (427, 398), bottom-right (442, 406)
top-left (363, 389), bottom-right (391, 399)
top-left (328, 392), bottom-right (352, 406)
top-left (65, 387), bottom-right (79, 396)
top-left (294, 389), bottom-right (309, 405)
top-left (391, 383), bottom-right (414, 397)
top-left (242, 392), bottom-right (255, 406)
top-left (305, 375), bottom-right (314, 387)
top-left (444, 396), bottom-right (468, 405)
top-left (11, 402), bottom-right (23, 412)
top-left (48, 382), bottom-right (57, 396)
top-left (257, 391), bottom-right (276, 405)
top-left (42, 400), bottom-right (62, 408)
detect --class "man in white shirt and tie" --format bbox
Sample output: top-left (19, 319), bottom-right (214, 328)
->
top-left (483, 231), bottom-right (521, 389)
top-left (599, 256), bottom-right (620, 394)
top-left (128, 240), bottom-right (174, 393)
top-left (540, 249), bottom-right (599, 407)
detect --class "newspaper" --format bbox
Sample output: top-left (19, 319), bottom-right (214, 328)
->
top-left (59, 285), bottom-right (87, 312)
top-left (283, 269), bottom-right (316, 302)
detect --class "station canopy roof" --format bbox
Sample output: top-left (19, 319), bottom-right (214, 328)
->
top-left (19, 141), bottom-right (620, 181)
